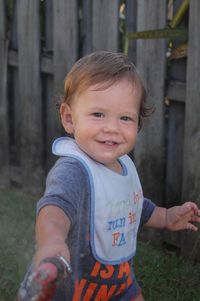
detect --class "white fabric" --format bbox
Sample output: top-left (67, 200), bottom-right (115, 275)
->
top-left (52, 137), bottom-right (143, 265)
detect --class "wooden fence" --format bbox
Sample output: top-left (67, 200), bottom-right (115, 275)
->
top-left (1, 0), bottom-right (200, 259)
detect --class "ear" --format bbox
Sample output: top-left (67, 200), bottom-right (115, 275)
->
top-left (60, 103), bottom-right (74, 134)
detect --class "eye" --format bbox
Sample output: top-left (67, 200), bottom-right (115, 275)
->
top-left (120, 116), bottom-right (133, 122)
top-left (92, 112), bottom-right (104, 118)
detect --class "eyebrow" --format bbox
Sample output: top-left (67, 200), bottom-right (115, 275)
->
top-left (89, 106), bottom-right (138, 116)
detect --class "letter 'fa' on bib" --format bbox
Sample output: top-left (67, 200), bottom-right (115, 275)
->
top-left (52, 137), bottom-right (144, 265)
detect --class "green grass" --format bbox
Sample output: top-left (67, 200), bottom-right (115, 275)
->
top-left (134, 242), bottom-right (200, 301)
top-left (0, 189), bottom-right (36, 301)
top-left (1, 188), bottom-right (200, 301)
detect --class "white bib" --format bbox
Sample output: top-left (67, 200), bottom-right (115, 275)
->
top-left (52, 137), bottom-right (143, 265)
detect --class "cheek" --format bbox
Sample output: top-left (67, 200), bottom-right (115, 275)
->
top-left (73, 124), bottom-right (89, 142)
top-left (126, 129), bottom-right (138, 145)
top-left (125, 125), bottom-right (138, 136)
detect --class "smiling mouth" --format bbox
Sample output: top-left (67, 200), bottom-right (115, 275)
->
top-left (99, 140), bottom-right (119, 146)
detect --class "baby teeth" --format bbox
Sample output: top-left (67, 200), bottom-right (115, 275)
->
top-left (105, 141), bottom-right (114, 145)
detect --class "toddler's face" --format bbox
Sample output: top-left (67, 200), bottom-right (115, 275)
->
top-left (61, 79), bottom-right (141, 174)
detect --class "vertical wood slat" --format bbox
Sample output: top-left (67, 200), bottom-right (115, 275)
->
top-left (17, 0), bottom-right (44, 194)
top-left (181, 0), bottom-right (200, 260)
top-left (125, 0), bottom-right (137, 62)
top-left (92, 0), bottom-right (119, 51)
top-left (134, 0), bottom-right (167, 204)
top-left (45, 0), bottom-right (53, 52)
top-left (9, 4), bottom-right (21, 174)
top-left (0, 0), bottom-right (9, 187)
top-left (165, 102), bottom-right (184, 207)
top-left (162, 102), bottom-right (184, 250)
top-left (82, 0), bottom-right (92, 55)
top-left (44, 0), bottom-right (55, 171)
top-left (125, 1), bottom-right (137, 162)
top-left (53, 0), bottom-right (78, 136)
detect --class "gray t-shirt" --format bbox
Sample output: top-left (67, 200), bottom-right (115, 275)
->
top-left (34, 156), bottom-right (156, 300)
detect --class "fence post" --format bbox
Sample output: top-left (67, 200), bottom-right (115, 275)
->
top-left (181, 0), bottom-right (200, 260)
top-left (0, 0), bottom-right (9, 188)
top-left (17, 0), bottom-right (44, 194)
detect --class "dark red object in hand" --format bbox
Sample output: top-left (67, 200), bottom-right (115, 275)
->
top-left (17, 257), bottom-right (71, 301)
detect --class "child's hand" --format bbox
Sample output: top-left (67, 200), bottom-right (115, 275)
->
top-left (17, 253), bottom-right (71, 301)
top-left (166, 202), bottom-right (200, 231)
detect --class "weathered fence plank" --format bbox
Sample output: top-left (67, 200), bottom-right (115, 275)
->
top-left (162, 101), bottom-right (184, 249)
top-left (43, 0), bottom-right (55, 171)
top-left (8, 3), bottom-right (21, 185)
top-left (53, 0), bottom-right (78, 94)
top-left (44, 0), bottom-right (53, 52)
top-left (166, 102), bottom-right (184, 207)
top-left (125, 0), bottom-right (137, 61)
top-left (182, 0), bottom-right (200, 203)
top-left (134, 0), bottom-right (167, 204)
top-left (82, 0), bottom-right (92, 55)
top-left (17, 0), bottom-right (44, 194)
top-left (134, 0), bottom-right (167, 246)
top-left (53, 0), bottom-right (78, 139)
top-left (92, 0), bottom-right (119, 51)
top-left (181, 0), bottom-right (200, 260)
top-left (0, 0), bottom-right (9, 187)
top-left (135, 0), bottom-right (166, 204)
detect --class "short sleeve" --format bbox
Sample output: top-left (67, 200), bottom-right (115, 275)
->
top-left (140, 197), bottom-right (156, 226)
top-left (37, 157), bottom-right (90, 226)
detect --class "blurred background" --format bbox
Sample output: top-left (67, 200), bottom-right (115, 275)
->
top-left (0, 0), bottom-right (200, 300)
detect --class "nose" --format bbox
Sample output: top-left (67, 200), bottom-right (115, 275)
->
top-left (103, 117), bottom-right (119, 133)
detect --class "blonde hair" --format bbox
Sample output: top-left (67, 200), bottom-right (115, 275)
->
top-left (61, 51), bottom-right (151, 130)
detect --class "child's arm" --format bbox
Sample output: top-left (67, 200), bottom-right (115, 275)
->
top-left (33, 205), bottom-right (71, 268)
top-left (145, 202), bottom-right (200, 231)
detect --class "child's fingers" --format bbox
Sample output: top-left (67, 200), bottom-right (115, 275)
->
top-left (179, 204), bottom-right (194, 216)
top-left (183, 202), bottom-right (200, 214)
top-left (190, 215), bottom-right (200, 223)
top-left (187, 222), bottom-right (198, 231)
